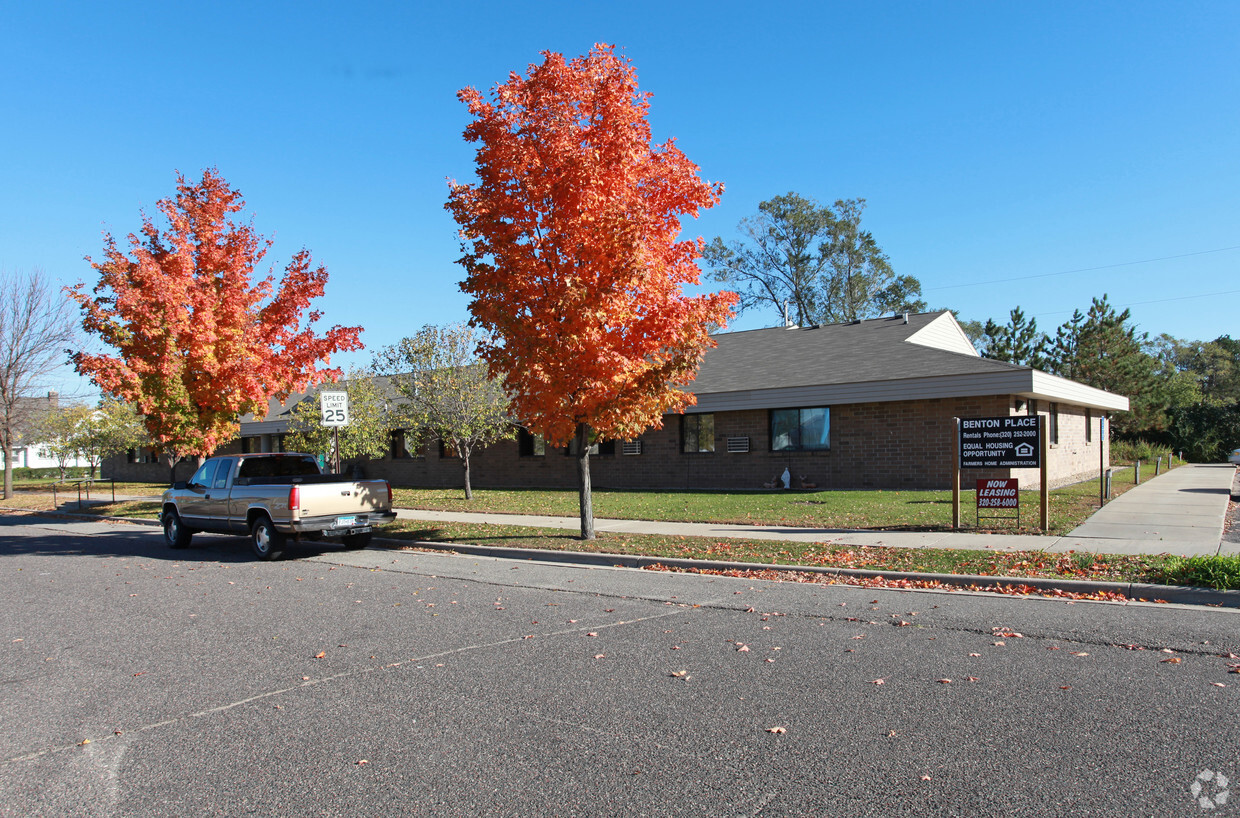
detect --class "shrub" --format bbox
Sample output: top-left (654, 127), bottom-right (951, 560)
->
top-left (1162, 554), bottom-right (1240, 590)
top-left (1110, 439), bottom-right (1173, 466)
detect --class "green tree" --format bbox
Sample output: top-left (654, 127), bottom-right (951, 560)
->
top-left (373, 324), bottom-right (513, 500)
top-left (1046, 295), bottom-right (1160, 436)
top-left (705, 193), bottom-right (924, 326)
top-left (36, 404), bottom-right (92, 480)
top-left (283, 369), bottom-right (395, 467)
top-left (703, 192), bottom-right (833, 327)
top-left (78, 398), bottom-right (147, 478)
top-left (823, 198), bottom-right (925, 322)
top-left (978, 307), bottom-right (1048, 367)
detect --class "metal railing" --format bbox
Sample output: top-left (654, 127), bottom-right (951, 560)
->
top-left (51, 478), bottom-right (116, 510)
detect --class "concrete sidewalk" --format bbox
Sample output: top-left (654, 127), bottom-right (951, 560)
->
top-left (395, 463), bottom-right (1238, 558)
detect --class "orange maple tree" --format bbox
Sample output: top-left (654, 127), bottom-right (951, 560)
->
top-left (69, 169), bottom-right (362, 469)
top-left (447, 45), bottom-right (737, 538)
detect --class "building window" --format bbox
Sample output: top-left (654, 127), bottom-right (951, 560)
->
top-left (681, 414), bottom-right (715, 453)
top-left (771, 407), bottom-right (830, 452)
top-left (1049, 402), bottom-right (1059, 445)
top-left (390, 430), bottom-right (410, 459)
top-left (241, 437), bottom-right (254, 454)
top-left (566, 436), bottom-right (611, 456)
top-left (1085, 409), bottom-right (1093, 443)
top-left (518, 428), bottom-right (546, 457)
top-left (1027, 399), bottom-right (1038, 417)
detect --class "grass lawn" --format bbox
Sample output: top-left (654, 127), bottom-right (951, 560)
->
top-left (392, 462), bottom-right (1161, 536)
top-left (381, 518), bottom-right (1179, 586)
top-left (3, 484), bottom-right (1226, 590)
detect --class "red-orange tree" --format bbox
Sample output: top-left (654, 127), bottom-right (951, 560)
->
top-left (447, 45), bottom-right (737, 539)
top-left (70, 169), bottom-right (362, 473)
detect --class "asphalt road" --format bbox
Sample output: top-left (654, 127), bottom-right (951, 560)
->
top-left (1, 514), bottom-right (1237, 817)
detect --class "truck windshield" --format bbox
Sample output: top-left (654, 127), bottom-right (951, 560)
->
top-left (237, 456), bottom-right (321, 479)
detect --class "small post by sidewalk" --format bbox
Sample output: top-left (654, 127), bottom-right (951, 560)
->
top-left (1039, 415), bottom-right (1049, 531)
top-left (1135, 461), bottom-right (1141, 485)
top-left (952, 418), bottom-right (961, 530)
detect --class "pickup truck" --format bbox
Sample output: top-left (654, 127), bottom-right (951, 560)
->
top-left (160, 453), bottom-right (398, 560)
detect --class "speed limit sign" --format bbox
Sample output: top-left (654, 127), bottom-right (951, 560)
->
top-left (320, 391), bottom-right (349, 427)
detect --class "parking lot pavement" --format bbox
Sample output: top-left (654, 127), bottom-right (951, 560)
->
top-left (2, 515), bottom-right (1238, 816)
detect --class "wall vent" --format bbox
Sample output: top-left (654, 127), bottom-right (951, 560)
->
top-left (621, 440), bottom-right (643, 456)
top-left (726, 436), bottom-right (750, 453)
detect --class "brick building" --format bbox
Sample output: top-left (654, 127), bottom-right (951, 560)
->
top-left (107, 311), bottom-right (1128, 490)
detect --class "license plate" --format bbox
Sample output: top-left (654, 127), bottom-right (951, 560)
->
top-left (335, 515), bottom-right (357, 528)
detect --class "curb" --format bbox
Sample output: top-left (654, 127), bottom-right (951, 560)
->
top-left (378, 537), bottom-right (1240, 609)
top-left (4, 506), bottom-right (1236, 609)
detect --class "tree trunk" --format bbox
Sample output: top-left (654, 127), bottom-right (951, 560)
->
top-left (2, 445), bottom-right (11, 500)
top-left (575, 422), bottom-right (595, 540)
top-left (461, 448), bottom-right (473, 500)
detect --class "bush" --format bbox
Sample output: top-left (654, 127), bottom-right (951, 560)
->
top-left (1162, 554), bottom-right (1240, 590)
top-left (8, 466), bottom-right (90, 481)
top-left (1110, 439), bottom-right (1174, 466)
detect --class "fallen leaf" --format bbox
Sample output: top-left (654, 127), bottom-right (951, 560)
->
top-left (593, 654), bottom-right (605, 659)
top-left (1071, 652), bottom-right (1089, 657)
top-left (966, 676), bottom-right (979, 682)
top-left (1160, 657), bottom-right (1182, 664)
top-left (313, 651), bottom-right (326, 659)
top-left (937, 678), bottom-right (952, 684)
top-left (968, 653), bottom-right (981, 657)
top-left (993, 641), bottom-right (1005, 647)
top-left (920, 775), bottom-right (931, 781)
top-left (78, 739), bottom-right (90, 746)
top-left (587, 632), bottom-right (598, 637)
top-left (737, 645), bottom-right (750, 652)
top-left (356, 759), bottom-right (369, 766)
top-left (301, 676), bottom-right (310, 680)
top-left (670, 670), bottom-right (688, 678)
top-left (871, 678), bottom-right (886, 685)
top-left (766, 726), bottom-right (787, 734)
top-left (1210, 682), bottom-right (1226, 687)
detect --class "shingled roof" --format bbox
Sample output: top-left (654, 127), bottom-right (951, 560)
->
top-left (688, 311), bottom-right (1129, 413)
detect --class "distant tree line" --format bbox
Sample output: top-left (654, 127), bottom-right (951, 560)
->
top-left (968, 295), bottom-right (1240, 461)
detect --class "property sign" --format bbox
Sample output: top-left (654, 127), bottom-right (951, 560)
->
top-left (959, 415), bottom-right (1040, 468)
top-left (976, 478), bottom-right (1019, 509)
top-left (320, 391), bottom-right (349, 427)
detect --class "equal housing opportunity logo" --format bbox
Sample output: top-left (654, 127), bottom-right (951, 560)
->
top-left (1191, 769), bottom-right (1231, 811)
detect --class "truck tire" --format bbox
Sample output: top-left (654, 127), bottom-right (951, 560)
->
top-left (250, 516), bottom-right (286, 561)
top-left (163, 509), bottom-right (192, 549)
top-left (342, 532), bottom-right (372, 550)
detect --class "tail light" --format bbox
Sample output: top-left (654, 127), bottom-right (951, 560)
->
top-left (386, 481), bottom-right (392, 505)
top-left (289, 484), bottom-right (301, 520)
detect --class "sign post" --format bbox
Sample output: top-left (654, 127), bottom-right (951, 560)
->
top-left (320, 391), bottom-right (349, 475)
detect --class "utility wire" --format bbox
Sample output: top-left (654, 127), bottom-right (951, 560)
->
top-left (927, 244), bottom-right (1240, 291)
top-left (1034, 288), bottom-right (1240, 319)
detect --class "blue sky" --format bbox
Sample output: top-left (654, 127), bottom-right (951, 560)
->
top-left (2, 2), bottom-right (1237, 397)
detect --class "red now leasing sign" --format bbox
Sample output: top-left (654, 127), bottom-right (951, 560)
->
top-left (977, 478), bottom-right (1019, 509)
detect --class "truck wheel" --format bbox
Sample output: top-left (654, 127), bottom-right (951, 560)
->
top-left (163, 510), bottom-right (192, 549)
top-left (342, 532), bottom-right (372, 550)
top-left (251, 516), bottom-right (286, 561)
